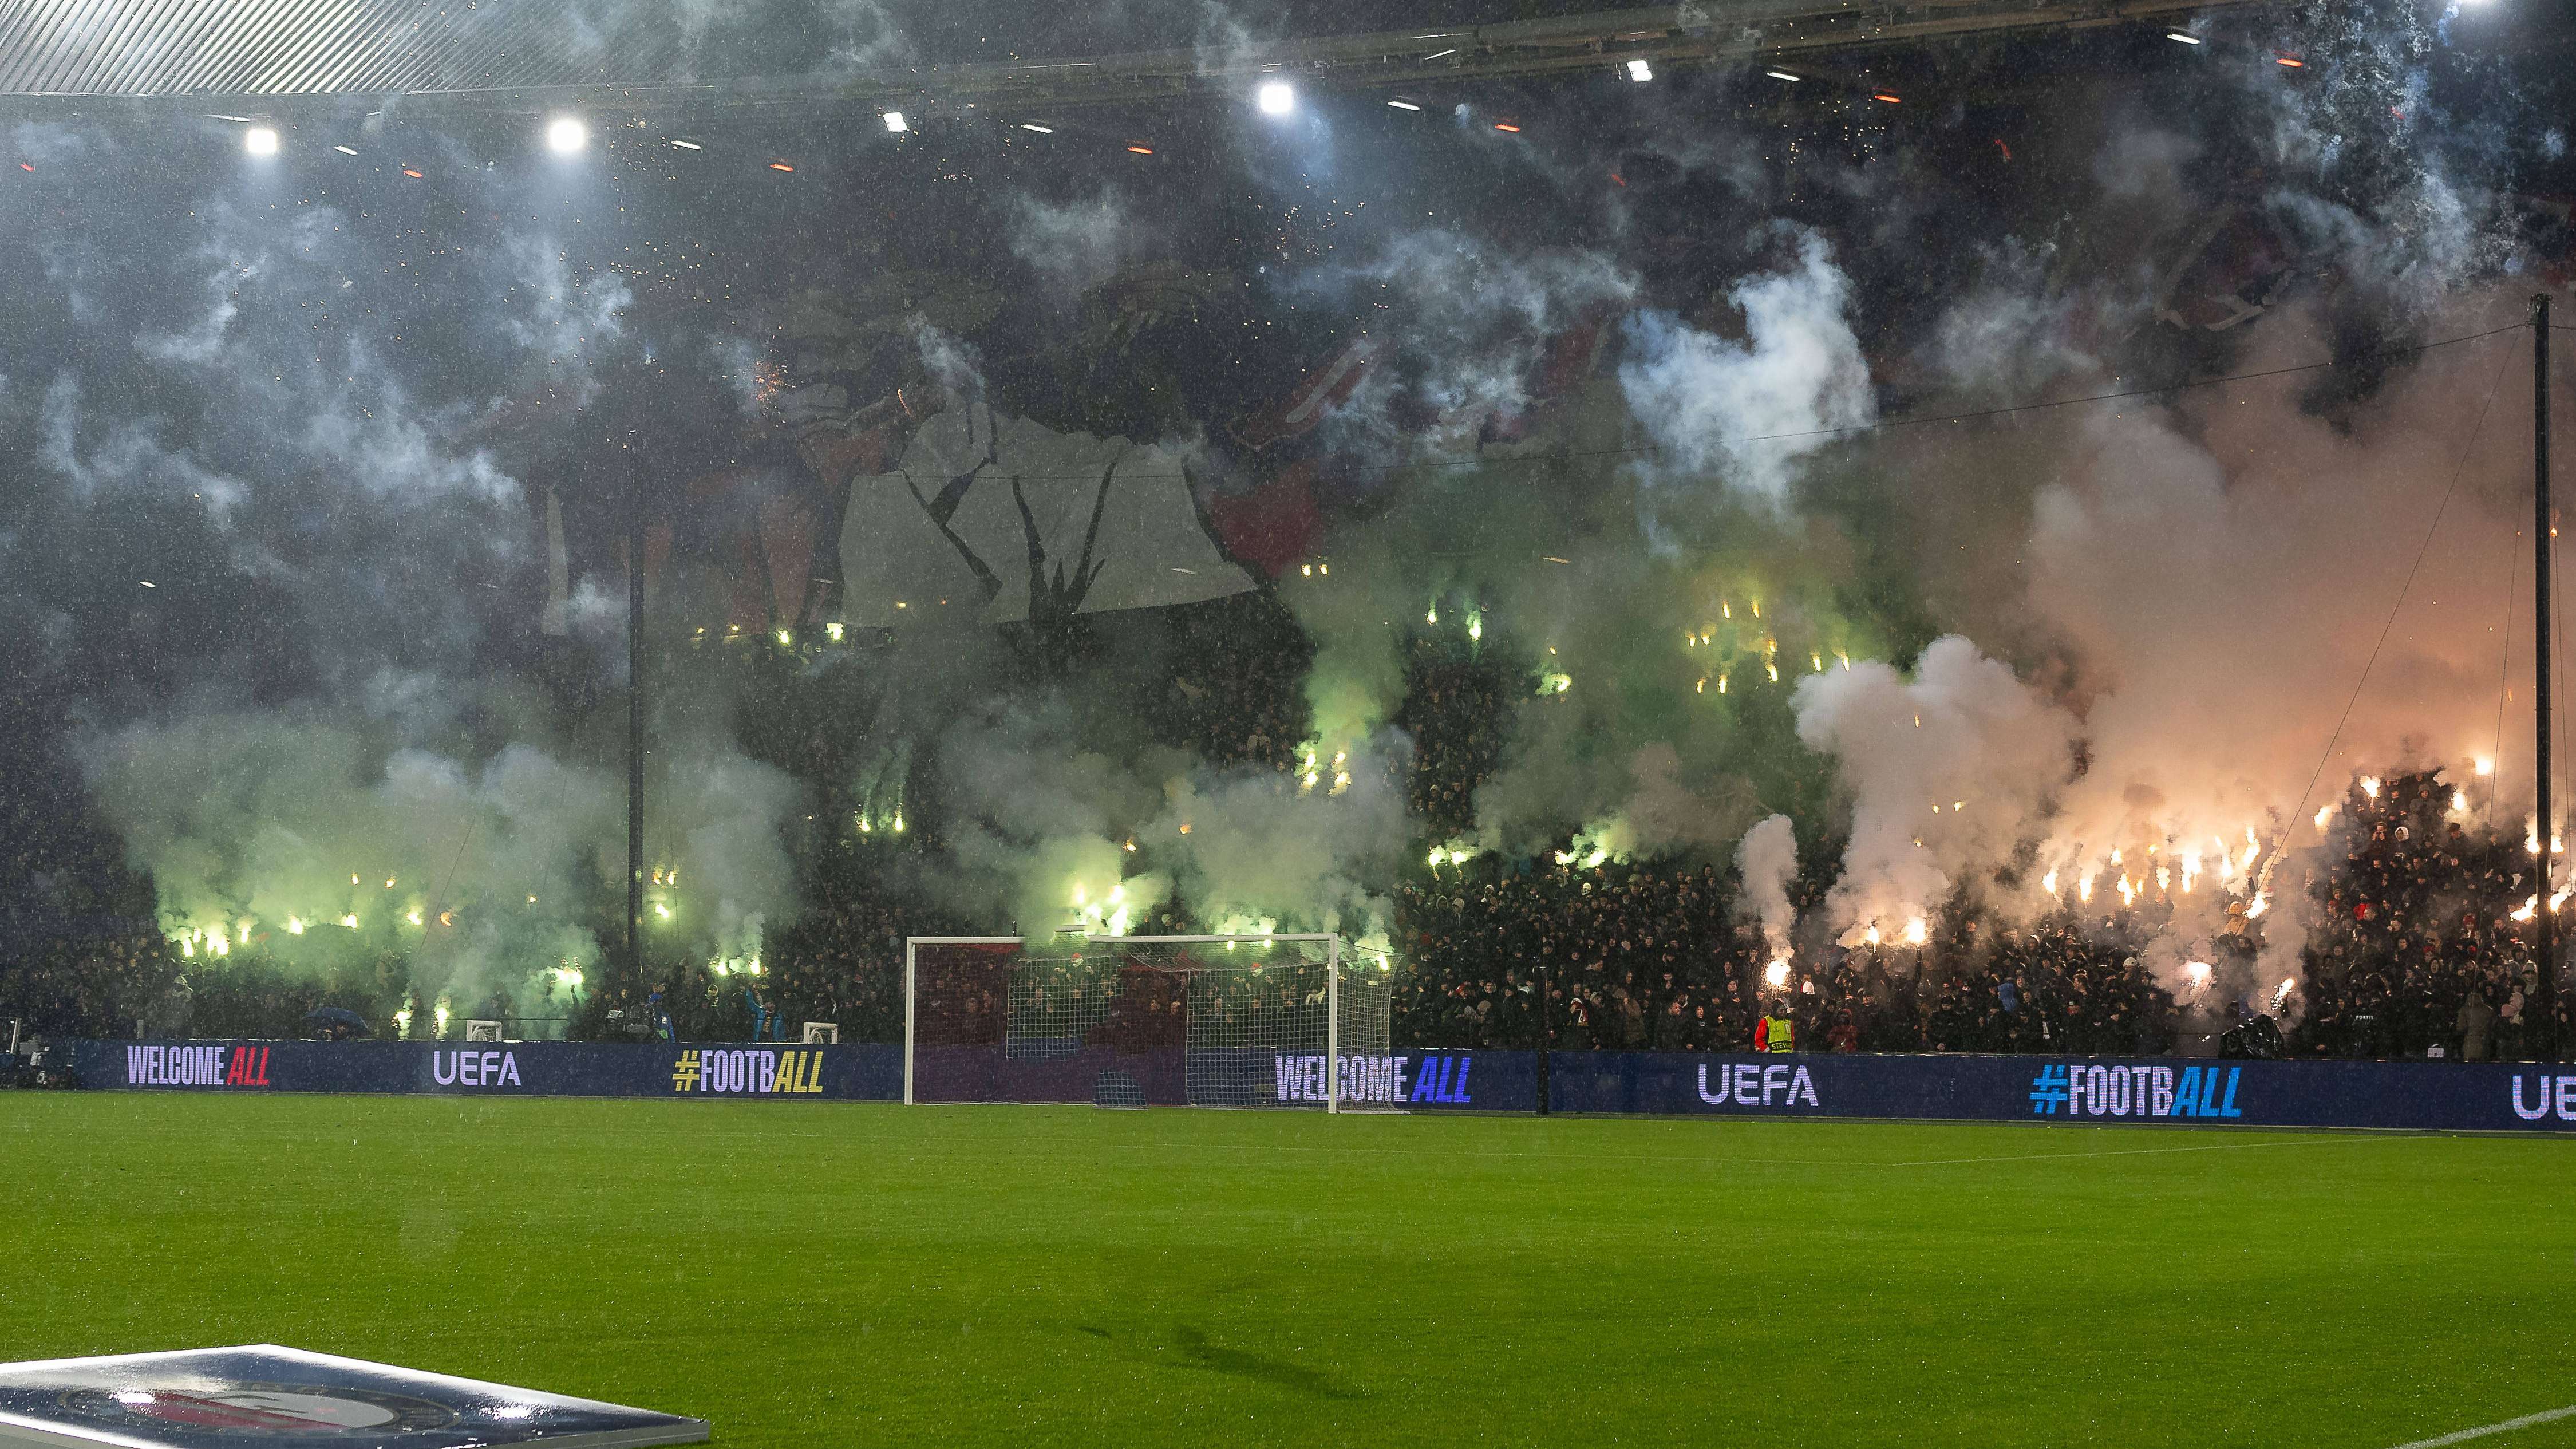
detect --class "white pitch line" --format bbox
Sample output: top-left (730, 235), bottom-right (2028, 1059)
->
top-left (2389, 1405), bottom-right (2576, 1448)
top-left (1882, 1137), bottom-right (2352, 1168)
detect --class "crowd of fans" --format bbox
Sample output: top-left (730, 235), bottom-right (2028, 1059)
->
top-left (4, 595), bottom-right (2569, 1065)
top-left (1389, 868), bottom-right (2190, 1057)
top-left (1392, 769), bottom-right (2566, 1061)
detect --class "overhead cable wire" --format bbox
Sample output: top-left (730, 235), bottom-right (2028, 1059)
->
top-left (2274, 331), bottom-right (2519, 872)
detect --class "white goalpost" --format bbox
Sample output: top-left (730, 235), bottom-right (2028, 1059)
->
top-left (903, 934), bottom-right (1393, 1110)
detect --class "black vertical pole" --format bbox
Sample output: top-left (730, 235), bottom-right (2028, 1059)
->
top-left (2538, 293), bottom-right (2557, 1060)
top-left (1536, 958), bottom-right (1553, 1116)
top-left (627, 465), bottom-right (646, 995)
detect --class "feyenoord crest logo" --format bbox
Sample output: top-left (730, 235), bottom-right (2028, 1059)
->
top-left (0, 1344), bottom-right (707, 1447)
top-left (57, 1384), bottom-right (456, 1436)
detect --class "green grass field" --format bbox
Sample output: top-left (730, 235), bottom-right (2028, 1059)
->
top-left (6, 1096), bottom-right (2574, 1447)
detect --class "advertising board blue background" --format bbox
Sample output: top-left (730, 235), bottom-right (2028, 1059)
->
top-left (62, 1040), bottom-right (2576, 1132)
top-left (1542, 1051), bottom-right (2576, 1133)
top-left (76, 1039), bottom-right (904, 1101)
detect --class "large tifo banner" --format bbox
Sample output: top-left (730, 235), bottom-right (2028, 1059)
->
top-left (74, 1039), bottom-right (904, 1101)
top-left (1544, 1052), bottom-right (2576, 1133)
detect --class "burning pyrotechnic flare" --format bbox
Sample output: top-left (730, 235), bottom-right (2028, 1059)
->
top-left (2183, 961), bottom-right (2213, 989)
top-left (1902, 917), bottom-right (1927, 947)
top-left (2360, 776), bottom-right (2381, 802)
top-left (1764, 960), bottom-right (1790, 988)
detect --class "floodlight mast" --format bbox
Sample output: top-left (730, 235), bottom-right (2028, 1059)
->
top-left (2538, 291), bottom-right (2557, 1061)
top-left (626, 452), bottom-right (645, 1006)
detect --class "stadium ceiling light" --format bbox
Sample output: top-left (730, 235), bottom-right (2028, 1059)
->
top-left (243, 125), bottom-right (279, 156)
top-left (1871, 91), bottom-right (1902, 103)
top-left (1493, 120), bottom-right (1522, 133)
top-left (1257, 80), bottom-right (1295, 115)
top-left (544, 115), bottom-right (588, 153)
top-left (1625, 58), bottom-right (1654, 82)
top-left (882, 110), bottom-right (908, 133)
top-left (2274, 54), bottom-right (2305, 66)
top-left (1386, 97), bottom-right (1422, 111)
top-left (670, 138), bottom-right (702, 150)
top-left (332, 144), bottom-right (357, 155)
top-left (1126, 143), bottom-right (1155, 155)
top-left (1019, 122), bottom-right (1054, 133)
top-left (2165, 30), bottom-right (2203, 43)
top-left (1424, 47), bottom-right (1457, 60)
top-left (768, 159), bottom-right (796, 172)
top-left (1765, 68), bottom-right (1802, 81)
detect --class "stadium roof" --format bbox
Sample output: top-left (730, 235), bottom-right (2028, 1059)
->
top-left (0, 0), bottom-right (2271, 111)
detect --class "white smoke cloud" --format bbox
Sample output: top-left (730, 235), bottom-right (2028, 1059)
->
top-left (1618, 228), bottom-right (1875, 504)
top-left (1794, 636), bottom-right (2079, 943)
top-left (1735, 813), bottom-right (1799, 961)
top-left (1008, 192), bottom-right (1139, 297)
top-left (1325, 230), bottom-right (1633, 452)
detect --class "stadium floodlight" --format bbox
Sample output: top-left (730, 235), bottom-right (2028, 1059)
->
top-left (2165, 30), bottom-right (2203, 42)
top-left (1019, 122), bottom-right (1054, 133)
top-left (1386, 97), bottom-right (1422, 111)
top-left (243, 126), bottom-right (279, 156)
top-left (1625, 58), bottom-right (1654, 82)
top-left (904, 934), bottom-right (1391, 1110)
top-left (882, 110), bottom-right (908, 133)
top-left (670, 138), bottom-right (702, 150)
top-left (332, 144), bottom-right (357, 155)
top-left (1765, 68), bottom-right (1802, 81)
top-left (1257, 80), bottom-right (1295, 115)
top-left (543, 115), bottom-right (587, 153)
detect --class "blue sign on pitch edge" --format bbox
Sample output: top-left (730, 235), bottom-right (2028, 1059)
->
top-left (0, 1344), bottom-right (707, 1448)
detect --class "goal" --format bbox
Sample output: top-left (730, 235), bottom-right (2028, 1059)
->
top-left (904, 934), bottom-right (1393, 1110)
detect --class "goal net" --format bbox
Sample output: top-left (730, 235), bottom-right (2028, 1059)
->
top-left (905, 934), bottom-right (1393, 1110)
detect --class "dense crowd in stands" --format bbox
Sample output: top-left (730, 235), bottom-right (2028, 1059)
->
top-left (3, 603), bottom-right (2569, 1064)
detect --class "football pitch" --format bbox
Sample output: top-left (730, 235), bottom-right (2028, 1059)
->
top-left (6, 1096), bottom-right (2573, 1447)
